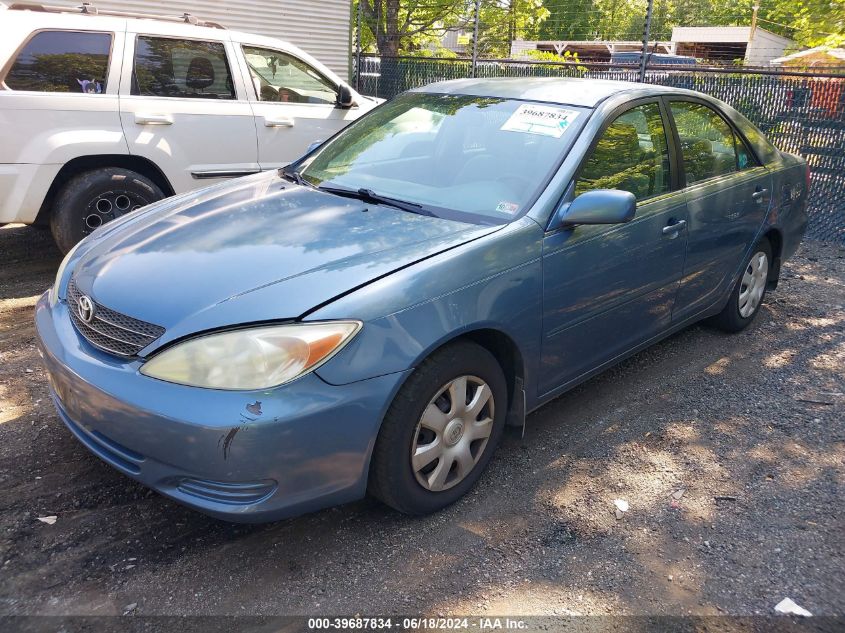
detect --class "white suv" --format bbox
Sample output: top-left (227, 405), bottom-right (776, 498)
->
top-left (0, 2), bottom-right (380, 251)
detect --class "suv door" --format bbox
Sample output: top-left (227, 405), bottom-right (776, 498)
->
top-left (539, 100), bottom-right (688, 396)
top-left (119, 33), bottom-right (259, 192)
top-left (237, 44), bottom-right (357, 169)
top-left (665, 99), bottom-right (772, 321)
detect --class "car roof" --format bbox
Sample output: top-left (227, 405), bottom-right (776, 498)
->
top-left (1, 4), bottom-right (293, 44)
top-left (412, 77), bottom-right (695, 108)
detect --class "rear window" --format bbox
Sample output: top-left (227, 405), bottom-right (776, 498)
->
top-left (3, 30), bottom-right (112, 93)
top-left (729, 109), bottom-right (781, 165)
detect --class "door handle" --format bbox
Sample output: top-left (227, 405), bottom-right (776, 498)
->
top-left (134, 113), bottom-right (173, 125)
top-left (662, 219), bottom-right (686, 236)
top-left (264, 116), bottom-right (295, 128)
top-left (751, 188), bottom-right (768, 202)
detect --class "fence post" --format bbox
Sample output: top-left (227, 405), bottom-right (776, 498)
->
top-left (639, 0), bottom-right (654, 82)
top-left (354, 0), bottom-right (362, 91)
top-left (471, 0), bottom-right (481, 78)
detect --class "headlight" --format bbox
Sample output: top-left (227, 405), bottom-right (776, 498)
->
top-left (49, 239), bottom-right (85, 305)
top-left (140, 321), bottom-right (361, 390)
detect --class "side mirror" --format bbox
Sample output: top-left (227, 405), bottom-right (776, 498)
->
top-left (336, 84), bottom-right (355, 109)
top-left (557, 189), bottom-right (636, 227)
top-left (305, 140), bottom-right (324, 154)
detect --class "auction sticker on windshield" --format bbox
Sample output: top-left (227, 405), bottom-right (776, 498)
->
top-left (500, 104), bottom-right (579, 138)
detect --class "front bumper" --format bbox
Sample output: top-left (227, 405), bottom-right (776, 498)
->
top-left (35, 293), bottom-right (408, 522)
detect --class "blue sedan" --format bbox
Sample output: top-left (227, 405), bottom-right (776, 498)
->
top-left (36, 78), bottom-right (808, 522)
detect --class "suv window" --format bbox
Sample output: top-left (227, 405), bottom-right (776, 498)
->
top-left (670, 101), bottom-right (755, 183)
top-left (3, 30), bottom-right (111, 93)
top-left (243, 46), bottom-right (337, 104)
top-left (133, 37), bottom-right (235, 99)
top-left (576, 103), bottom-right (670, 201)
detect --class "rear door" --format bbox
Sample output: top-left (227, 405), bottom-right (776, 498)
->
top-left (118, 29), bottom-right (259, 193)
top-left (0, 21), bottom-right (126, 223)
top-left (665, 99), bottom-right (772, 320)
top-left (539, 99), bottom-right (688, 396)
top-left (235, 43), bottom-right (360, 169)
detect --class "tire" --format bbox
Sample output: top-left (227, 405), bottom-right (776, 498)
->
top-left (710, 237), bottom-right (772, 333)
top-left (50, 167), bottom-right (164, 253)
top-left (369, 340), bottom-right (508, 515)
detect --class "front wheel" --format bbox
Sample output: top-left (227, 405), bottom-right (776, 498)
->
top-left (50, 167), bottom-right (164, 253)
top-left (368, 341), bottom-right (507, 515)
top-left (710, 238), bottom-right (772, 332)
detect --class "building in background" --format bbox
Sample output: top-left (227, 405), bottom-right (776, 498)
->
top-left (511, 39), bottom-right (673, 62)
top-left (671, 26), bottom-right (794, 66)
top-left (771, 46), bottom-right (845, 70)
top-left (47, 0), bottom-right (353, 78)
top-left (513, 26), bottom-right (795, 66)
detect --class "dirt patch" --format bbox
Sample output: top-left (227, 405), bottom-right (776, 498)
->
top-left (0, 223), bottom-right (843, 616)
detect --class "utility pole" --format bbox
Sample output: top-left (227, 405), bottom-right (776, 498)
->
top-left (355, 0), bottom-right (362, 91)
top-left (471, 0), bottom-right (481, 78)
top-left (638, 0), bottom-right (654, 82)
top-left (750, 3), bottom-right (760, 42)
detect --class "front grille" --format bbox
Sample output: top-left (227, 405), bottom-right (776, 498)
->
top-left (67, 278), bottom-right (165, 357)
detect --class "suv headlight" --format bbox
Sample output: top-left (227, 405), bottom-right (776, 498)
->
top-left (140, 321), bottom-right (361, 390)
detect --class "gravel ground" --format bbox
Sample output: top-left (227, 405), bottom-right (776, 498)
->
top-left (0, 223), bottom-right (843, 617)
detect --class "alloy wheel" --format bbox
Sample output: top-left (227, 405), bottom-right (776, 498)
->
top-left (82, 190), bottom-right (150, 235)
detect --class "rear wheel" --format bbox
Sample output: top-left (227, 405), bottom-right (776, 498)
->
top-left (710, 238), bottom-right (772, 332)
top-left (369, 341), bottom-right (507, 515)
top-left (50, 167), bottom-right (164, 253)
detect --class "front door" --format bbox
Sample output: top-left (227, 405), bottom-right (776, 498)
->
top-left (238, 44), bottom-right (360, 169)
top-left (119, 34), bottom-right (260, 193)
top-left (540, 100), bottom-right (688, 396)
top-left (666, 99), bottom-right (772, 320)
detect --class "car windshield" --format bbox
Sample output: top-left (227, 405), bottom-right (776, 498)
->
top-left (299, 92), bottom-right (587, 223)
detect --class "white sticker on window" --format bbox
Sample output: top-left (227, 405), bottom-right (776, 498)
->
top-left (500, 104), bottom-right (579, 138)
top-left (496, 201), bottom-right (519, 214)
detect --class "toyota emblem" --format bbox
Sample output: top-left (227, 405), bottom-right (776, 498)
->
top-left (77, 295), bottom-right (95, 323)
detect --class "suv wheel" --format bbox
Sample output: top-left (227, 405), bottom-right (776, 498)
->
top-left (50, 168), bottom-right (164, 253)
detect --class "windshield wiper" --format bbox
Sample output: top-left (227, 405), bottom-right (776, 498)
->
top-left (279, 166), bottom-right (315, 188)
top-left (318, 185), bottom-right (434, 216)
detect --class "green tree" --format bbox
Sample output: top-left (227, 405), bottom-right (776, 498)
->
top-left (475, 0), bottom-right (550, 57)
top-left (357, 0), bottom-right (469, 56)
top-left (593, 0), bottom-right (650, 40)
top-left (356, 0), bottom-right (843, 62)
top-left (538, 0), bottom-right (600, 39)
top-left (759, 0), bottom-right (844, 47)
top-left (537, 0), bottom-right (843, 48)
top-left (662, 0), bottom-right (842, 48)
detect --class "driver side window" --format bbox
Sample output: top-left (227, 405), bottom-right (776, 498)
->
top-left (242, 46), bottom-right (337, 105)
top-left (575, 103), bottom-right (671, 201)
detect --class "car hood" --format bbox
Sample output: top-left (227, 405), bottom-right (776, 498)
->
top-left (71, 172), bottom-right (498, 350)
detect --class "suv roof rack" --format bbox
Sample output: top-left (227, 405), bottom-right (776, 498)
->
top-left (7, 2), bottom-right (227, 29)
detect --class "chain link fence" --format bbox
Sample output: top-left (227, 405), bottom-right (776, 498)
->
top-left (352, 55), bottom-right (845, 244)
